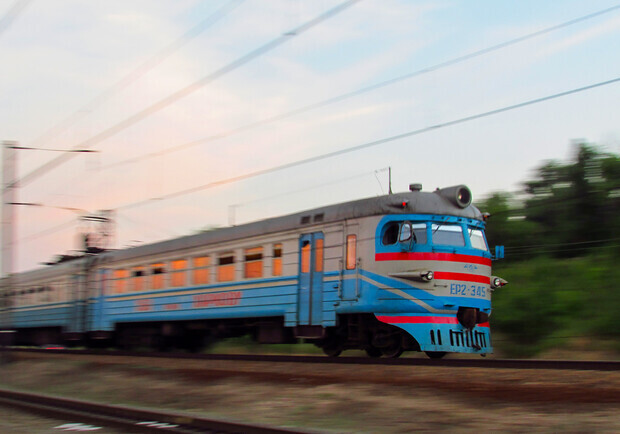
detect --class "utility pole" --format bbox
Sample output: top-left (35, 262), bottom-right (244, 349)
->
top-left (1, 141), bottom-right (17, 344)
top-left (2, 141), bottom-right (17, 280)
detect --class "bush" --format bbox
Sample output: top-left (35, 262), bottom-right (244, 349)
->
top-left (490, 253), bottom-right (619, 357)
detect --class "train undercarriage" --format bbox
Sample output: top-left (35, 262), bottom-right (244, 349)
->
top-left (6, 313), bottom-right (430, 358)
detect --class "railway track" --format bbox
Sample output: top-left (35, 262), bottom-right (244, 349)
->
top-left (0, 388), bottom-right (306, 434)
top-left (1, 347), bottom-right (618, 431)
top-left (5, 348), bottom-right (620, 371)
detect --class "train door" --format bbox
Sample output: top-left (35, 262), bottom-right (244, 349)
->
top-left (0, 276), bottom-right (12, 331)
top-left (90, 269), bottom-right (106, 332)
top-left (67, 270), bottom-right (88, 339)
top-left (68, 274), bottom-right (81, 336)
top-left (298, 232), bottom-right (324, 326)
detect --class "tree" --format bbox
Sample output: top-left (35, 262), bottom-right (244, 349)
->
top-left (521, 143), bottom-right (619, 258)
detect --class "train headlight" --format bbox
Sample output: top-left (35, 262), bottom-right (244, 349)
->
top-left (434, 185), bottom-right (472, 209)
top-left (388, 270), bottom-right (434, 282)
top-left (490, 276), bottom-right (508, 290)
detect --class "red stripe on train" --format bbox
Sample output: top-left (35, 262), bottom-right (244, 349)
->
top-left (376, 315), bottom-right (490, 328)
top-left (433, 272), bottom-right (490, 284)
top-left (375, 252), bottom-right (491, 266)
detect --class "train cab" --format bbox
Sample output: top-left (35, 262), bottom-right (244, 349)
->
top-left (367, 185), bottom-right (497, 356)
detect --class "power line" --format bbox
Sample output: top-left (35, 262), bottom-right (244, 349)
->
top-left (504, 237), bottom-right (620, 251)
top-left (503, 244), bottom-right (620, 256)
top-left (116, 76), bottom-right (620, 211)
top-left (17, 219), bottom-right (76, 244)
top-left (12, 0), bottom-right (361, 189)
top-left (8, 145), bottom-right (98, 153)
top-left (0, 0), bottom-right (32, 38)
top-left (480, 183), bottom-right (620, 217)
top-left (98, 3), bottom-right (620, 172)
top-left (27, 0), bottom-right (245, 150)
top-left (228, 168), bottom-right (389, 225)
top-left (116, 212), bottom-right (179, 240)
top-left (21, 76), bottom-right (620, 245)
top-left (234, 168), bottom-right (388, 209)
top-left (7, 201), bottom-right (86, 214)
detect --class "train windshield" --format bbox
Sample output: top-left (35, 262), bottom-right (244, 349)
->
top-left (468, 228), bottom-right (489, 251)
top-left (431, 224), bottom-right (465, 247)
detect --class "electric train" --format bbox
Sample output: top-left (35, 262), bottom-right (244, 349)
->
top-left (0, 184), bottom-right (506, 358)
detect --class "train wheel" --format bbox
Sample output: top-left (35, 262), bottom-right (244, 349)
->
top-left (425, 351), bottom-right (447, 359)
top-left (322, 344), bottom-right (342, 357)
top-left (381, 343), bottom-right (403, 358)
top-left (365, 347), bottom-right (382, 358)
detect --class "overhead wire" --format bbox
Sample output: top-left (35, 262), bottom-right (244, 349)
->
top-left (115, 76), bottom-right (620, 211)
top-left (17, 219), bottom-right (77, 245)
top-left (503, 238), bottom-right (620, 251)
top-left (504, 244), bottom-right (620, 257)
top-left (12, 0), bottom-right (362, 189)
top-left (115, 212), bottom-right (179, 240)
top-left (20, 76), bottom-right (620, 250)
top-left (27, 0), bottom-right (245, 150)
top-left (232, 168), bottom-right (389, 210)
top-left (111, 169), bottom-right (387, 239)
top-left (97, 3), bottom-right (620, 172)
top-left (15, 4), bottom-right (620, 260)
top-left (0, 0), bottom-right (32, 38)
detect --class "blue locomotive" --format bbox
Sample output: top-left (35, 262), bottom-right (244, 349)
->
top-left (0, 184), bottom-right (505, 358)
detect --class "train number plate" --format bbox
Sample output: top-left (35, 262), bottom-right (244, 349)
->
top-left (450, 283), bottom-right (486, 297)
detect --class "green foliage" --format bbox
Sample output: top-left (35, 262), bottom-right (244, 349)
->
top-left (477, 143), bottom-right (620, 261)
top-left (491, 253), bottom-right (620, 357)
top-left (477, 143), bottom-right (619, 357)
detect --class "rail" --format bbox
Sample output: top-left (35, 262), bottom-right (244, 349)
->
top-left (0, 387), bottom-right (306, 433)
top-left (6, 348), bottom-right (620, 371)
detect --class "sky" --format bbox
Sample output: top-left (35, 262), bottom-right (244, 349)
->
top-left (1, 0), bottom-right (620, 272)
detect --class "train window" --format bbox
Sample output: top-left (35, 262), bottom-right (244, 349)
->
top-left (315, 239), bottom-right (324, 273)
top-left (171, 259), bottom-right (187, 287)
top-left (383, 222), bottom-right (427, 245)
top-left (113, 269), bottom-right (128, 293)
top-left (217, 253), bottom-right (235, 282)
top-left (272, 244), bottom-right (283, 276)
top-left (346, 235), bottom-right (357, 270)
top-left (192, 256), bottom-right (210, 285)
top-left (431, 224), bottom-right (465, 247)
top-left (151, 263), bottom-right (166, 290)
top-left (412, 223), bottom-right (427, 244)
top-left (382, 222), bottom-right (400, 245)
top-left (244, 247), bottom-right (263, 279)
top-left (131, 267), bottom-right (144, 292)
top-left (469, 228), bottom-right (489, 251)
top-left (301, 241), bottom-right (311, 273)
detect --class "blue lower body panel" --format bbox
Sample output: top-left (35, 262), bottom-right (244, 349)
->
top-left (376, 313), bottom-right (492, 354)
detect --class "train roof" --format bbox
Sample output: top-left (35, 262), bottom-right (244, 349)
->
top-left (8, 255), bottom-right (83, 284)
top-left (6, 185), bottom-right (484, 280)
top-left (104, 185), bottom-right (482, 264)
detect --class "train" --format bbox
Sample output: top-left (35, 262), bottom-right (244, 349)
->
top-left (0, 184), bottom-right (505, 358)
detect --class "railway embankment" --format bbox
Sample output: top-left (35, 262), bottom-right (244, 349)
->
top-left (0, 351), bottom-right (618, 432)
